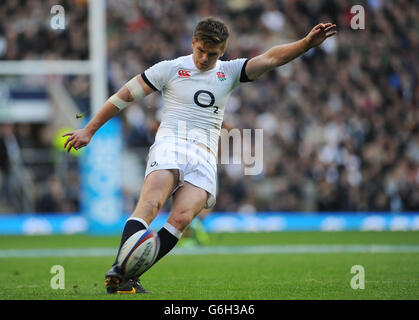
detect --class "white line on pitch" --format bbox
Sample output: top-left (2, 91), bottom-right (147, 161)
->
top-left (1, 244), bottom-right (419, 258)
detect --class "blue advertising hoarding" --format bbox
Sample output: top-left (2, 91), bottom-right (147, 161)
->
top-left (0, 212), bottom-right (418, 235)
top-left (79, 117), bottom-right (124, 235)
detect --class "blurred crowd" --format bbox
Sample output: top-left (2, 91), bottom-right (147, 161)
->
top-left (0, 0), bottom-right (418, 213)
top-left (0, 0), bottom-right (88, 60)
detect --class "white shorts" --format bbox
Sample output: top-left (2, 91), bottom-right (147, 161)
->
top-left (144, 138), bottom-right (217, 209)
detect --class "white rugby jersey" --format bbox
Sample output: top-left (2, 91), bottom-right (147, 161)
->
top-left (141, 54), bottom-right (252, 155)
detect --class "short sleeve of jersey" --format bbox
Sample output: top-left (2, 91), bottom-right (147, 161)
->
top-left (141, 60), bottom-right (173, 92)
top-left (221, 58), bottom-right (253, 90)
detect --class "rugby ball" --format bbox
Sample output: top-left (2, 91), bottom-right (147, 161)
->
top-left (116, 229), bottom-right (160, 278)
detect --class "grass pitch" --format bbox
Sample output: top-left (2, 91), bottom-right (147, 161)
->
top-left (0, 231), bottom-right (418, 300)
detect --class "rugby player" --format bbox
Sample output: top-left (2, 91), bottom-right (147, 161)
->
top-left (63, 18), bottom-right (336, 293)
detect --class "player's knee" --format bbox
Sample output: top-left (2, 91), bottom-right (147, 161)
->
top-left (168, 210), bottom-right (194, 231)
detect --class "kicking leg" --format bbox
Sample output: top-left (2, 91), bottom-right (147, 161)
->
top-left (114, 168), bottom-right (179, 257)
top-left (105, 169), bottom-right (178, 293)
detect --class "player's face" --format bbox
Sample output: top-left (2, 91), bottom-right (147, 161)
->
top-left (192, 39), bottom-right (225, 71)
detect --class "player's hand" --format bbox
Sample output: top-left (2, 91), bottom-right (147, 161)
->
top-left (62, 128), bottom-right (92, 153)
top-left (304, 23), bottom-right (337, 49)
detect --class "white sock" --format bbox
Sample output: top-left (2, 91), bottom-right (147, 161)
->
top-left (163, 222), bottom-right (182, 239)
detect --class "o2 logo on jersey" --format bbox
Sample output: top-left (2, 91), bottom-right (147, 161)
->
top-left (178, 69), bottom-right (191, 78)
top-left (194, 90), bottom-right (219, 114)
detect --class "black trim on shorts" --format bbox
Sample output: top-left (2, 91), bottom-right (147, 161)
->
top-left (141, 72), bottom-right (159, 91)
top-left (240, 58), bottom-right (253, 83)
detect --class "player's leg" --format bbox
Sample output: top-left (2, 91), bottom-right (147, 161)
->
top-left (152, 181), bottom-right (208, 265)
top-left (105, 169), bottom-right (178, 293)
top-left (107, 180), bottom-right (206, 294)
top-left (114, 168), bottom-right (179, 257)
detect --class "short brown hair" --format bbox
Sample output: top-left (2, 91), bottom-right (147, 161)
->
top-left (193, 17), bottom-right (229, 46)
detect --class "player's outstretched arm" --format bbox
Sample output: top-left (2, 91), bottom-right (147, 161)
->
top-left (245, 23), bottom-right (337, 80)
top-left (62, 75), bottom-right (153, 153)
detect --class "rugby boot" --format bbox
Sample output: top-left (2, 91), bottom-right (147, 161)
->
top-left (117, 278), bottom-right (152, 294)
top-left (104, 265), bottom-right (123, 294)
